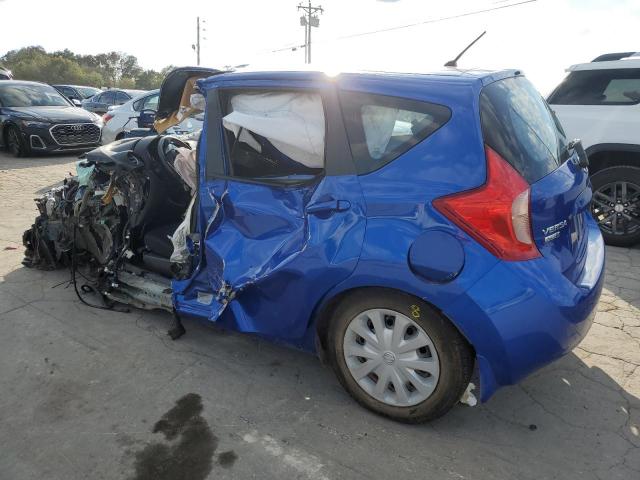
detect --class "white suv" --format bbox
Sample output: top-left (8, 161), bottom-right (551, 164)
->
top-left (548, 52), bottom-right (640, 246)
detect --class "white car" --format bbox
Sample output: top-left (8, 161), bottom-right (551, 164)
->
top-left (101, 89), bottom-right (203, 144)
top-left (548, 52), bottom-right (640, 246)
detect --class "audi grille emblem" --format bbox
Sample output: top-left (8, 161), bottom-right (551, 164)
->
top-left (71, 125), bottom-right (84, 132)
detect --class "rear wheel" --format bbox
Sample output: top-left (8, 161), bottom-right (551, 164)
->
top-left (5, 125), bottom-right (31, 157)
top-left (590, 166), bottom-right (640, 247)
top-left (328, 289), bottom-right (473, 423)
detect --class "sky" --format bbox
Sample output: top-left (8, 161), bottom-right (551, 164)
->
top-left (0, 0), bottom-right (639, 94)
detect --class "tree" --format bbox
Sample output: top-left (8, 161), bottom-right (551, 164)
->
top-left (136, 69), bottom-right (164, 90)
top-left (117, 76), bottom-right (137, 89)
top-left (0, 46), bottom-right (172, 90)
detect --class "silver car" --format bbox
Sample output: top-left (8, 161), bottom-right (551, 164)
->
top-left (101, 89), bottom-right (202, 144)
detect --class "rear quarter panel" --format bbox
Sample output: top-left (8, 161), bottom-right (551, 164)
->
top-left (328, 75), bottom-right (501, 329)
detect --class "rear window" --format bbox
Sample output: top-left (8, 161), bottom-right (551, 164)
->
top-left (115, 91), bottom-right (130, 104)
top-left (548, 68), bottom-right (640, 105)
top-left (340, 91), bottom-right (451, 175)
top-left (480, 76), bottom-right (566, 184)
top-left (100, 91), bottom-right (115, 104)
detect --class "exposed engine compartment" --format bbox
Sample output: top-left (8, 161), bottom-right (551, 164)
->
top-left (23, 135), bottom-right (195, 313)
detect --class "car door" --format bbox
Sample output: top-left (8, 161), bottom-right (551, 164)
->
top-left (139, 93), bottom-right (159, 113)
top-left (173, 79), bottom-right (367, 345)
top-left (92, 91), bottom-right (112, 114)
top-left (124, 93), bottom-right (159, 132)
top-left (83, 92), bottom-right (99, 112)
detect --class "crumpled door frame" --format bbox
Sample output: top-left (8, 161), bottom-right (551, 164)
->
top-left (173, 75), bottom-right (365, 341)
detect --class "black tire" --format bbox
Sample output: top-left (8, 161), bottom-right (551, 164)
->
top-left (4, 125), bottom-right (31, 157)
top-left (590, 166), bottom-right (640, 247)
top-left (328, 289), bottom-right (474, 423)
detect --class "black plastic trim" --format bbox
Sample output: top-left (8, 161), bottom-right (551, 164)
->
top-left (586, 143), bottom-right (640, 157)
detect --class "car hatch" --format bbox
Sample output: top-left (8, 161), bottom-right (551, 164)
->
top-left (480, 75), bottom-right (590, 283)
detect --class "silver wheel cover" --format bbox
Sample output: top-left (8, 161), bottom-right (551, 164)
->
top-left (343, 308), bottom-right (440, 407)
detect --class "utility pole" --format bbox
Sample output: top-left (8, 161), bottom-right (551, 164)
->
top-left (298, 1), bottom-right (323, 64)
top-left (192, 16), bottom-right (206, 66)
top-left (196, 16), bottom-right (201, 66)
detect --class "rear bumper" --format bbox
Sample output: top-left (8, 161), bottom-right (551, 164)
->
top-left (445, 215), bottom-right (605, 402)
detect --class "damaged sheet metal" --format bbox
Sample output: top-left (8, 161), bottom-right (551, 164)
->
top-left (173, 79), bottom-right (366, 345)
top-left (105, 267), bottom-right (174, 311)
top-left (174, 174), bottom-right (366, 343)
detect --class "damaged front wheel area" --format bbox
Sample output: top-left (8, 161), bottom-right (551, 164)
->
top-left (328, 289), bottom-right (474, 423)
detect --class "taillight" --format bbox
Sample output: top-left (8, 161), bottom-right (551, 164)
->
top-left (102, 113), bottom-right (114, 124)
top-left (433, 145), bottom-right (540, 261)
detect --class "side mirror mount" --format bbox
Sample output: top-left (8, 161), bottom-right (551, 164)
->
top-left (138, 109), bottom-right (157, 129)
top-left (568, 139), bottom-right (589, 169)
top-left (72, 98), bottom-right (82, 107)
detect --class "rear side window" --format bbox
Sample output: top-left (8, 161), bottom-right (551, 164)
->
top-left (480, 76), bottom-right (566, 184)
top-left (134, 93), bottom-right (159, 112)
top-left (340, 91), bottom-right (451, 175)
top-left (548, 68), bottom-right (640, 105)
top-left (115, 91), bottom-right (130, 104)
top-left (100, 91), bottom-right (115, 104)
top-left (58, 86), bottom-right (75, 97)
top-left (142, 94), bottom-right (159, 111)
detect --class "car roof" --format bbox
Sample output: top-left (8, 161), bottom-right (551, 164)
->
top-left (198, 68), bottom-right (521, 90)
top-left (53, 84), bottom-right (100, 89)
top-left (567, 53), bottom-right (640, 72)
top-left (105, 88), bottom-right (146, 95)
top-left (0, 80), bottom-right (51, 87)
top-left (129, 89), bottom-right (159, 101)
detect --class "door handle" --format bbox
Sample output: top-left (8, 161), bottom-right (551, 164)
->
top-left (306, 199), bottom-right (351, 215)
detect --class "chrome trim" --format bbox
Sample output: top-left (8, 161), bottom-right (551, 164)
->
top-left (48, 122), bottom-right (102, 146)
top-left (29, 135), bottom-right (46, 150)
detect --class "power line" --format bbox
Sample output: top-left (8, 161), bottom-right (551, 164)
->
top-left (270, 0), bottom-right (537, 54)
top-left (336, 0), bottom-right (537, 41)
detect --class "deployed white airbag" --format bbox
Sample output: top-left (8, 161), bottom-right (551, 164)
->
top-left (170, 196), bottom-right (196, 265)
top-left (223, 92), bottom-right (325, 168)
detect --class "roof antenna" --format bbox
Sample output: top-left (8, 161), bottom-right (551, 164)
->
top-left (444, 31), bottom-right (487, 68)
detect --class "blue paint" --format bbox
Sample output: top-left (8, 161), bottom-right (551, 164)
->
top-left (408, 230), bottom-right (465, 283)
top-left (172, 69), bottom-right (605, 403)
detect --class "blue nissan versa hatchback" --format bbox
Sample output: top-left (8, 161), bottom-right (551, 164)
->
top-left (180, 68), bottom-right (604, 422)
top-left (26, 67), bottom-right (605, 422)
